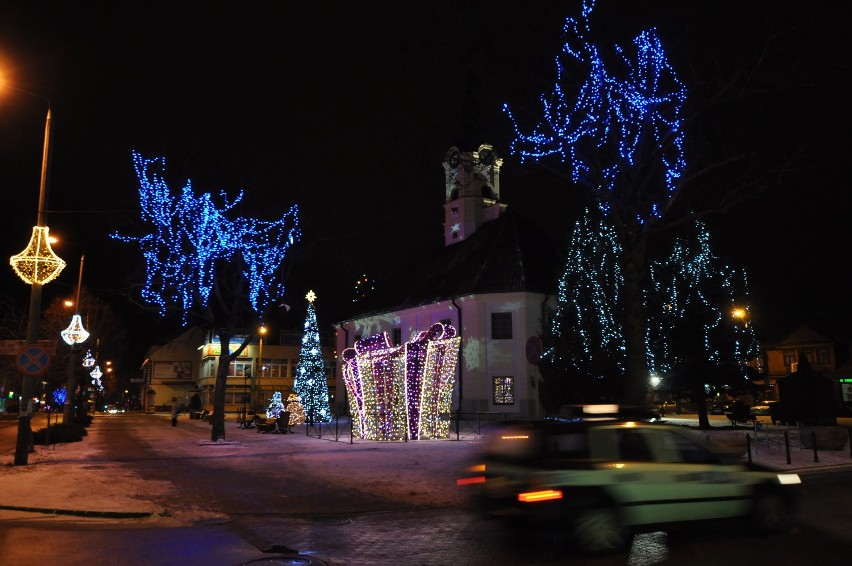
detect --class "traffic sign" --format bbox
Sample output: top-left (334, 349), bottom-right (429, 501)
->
top-left (15, 345), bottom-right (52, 376)
top-left (525, 336), bottom-right (543, 365)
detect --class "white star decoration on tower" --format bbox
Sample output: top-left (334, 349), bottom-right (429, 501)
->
top-left (305, 290), bottom-right (316, 303)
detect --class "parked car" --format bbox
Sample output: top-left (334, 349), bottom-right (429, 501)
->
top-left (751, 403), bottom-right (772, 416)
top-left (458, 413), bottom-right (801, 554)
top-left (710, 402), bottom-right (729, 415)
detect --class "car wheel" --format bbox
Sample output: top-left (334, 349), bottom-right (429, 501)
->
top-left (752, 490), bottom-right (790, 534)
top-left (572, 506), bottom-right (630, 554)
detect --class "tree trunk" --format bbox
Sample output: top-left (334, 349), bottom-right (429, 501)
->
top-left (621, 239), bottom-right (649, 408)
top-left (211, 350), bottom-right (230, 441)
top-left (694, 386), bottom-right (711, 429)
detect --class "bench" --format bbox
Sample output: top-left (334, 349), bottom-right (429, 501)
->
top-left (256, 417), bottom-right (278, 433)
top-left (726, 407), bottom-right (758, 426)
top-left (199, 409), bottom-right (210, 421)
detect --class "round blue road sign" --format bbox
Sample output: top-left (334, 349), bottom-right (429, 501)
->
top-left (16, 345), bottom-right (51, 376)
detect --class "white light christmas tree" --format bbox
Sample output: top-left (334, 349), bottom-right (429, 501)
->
top-left (265, 391), bottom-right (286, 419)
top-left (293, 291), bottom-right (331, 423)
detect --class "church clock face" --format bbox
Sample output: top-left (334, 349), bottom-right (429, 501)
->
top-left (448, 150), bottom-right (460, 168)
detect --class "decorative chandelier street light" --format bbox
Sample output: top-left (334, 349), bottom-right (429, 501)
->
top-left (82, 349), bottom-right (95, 368)
top-left (9, 226), bottom-right (66, 285)
top-left (60, 255), bottom-right (88, 423)
top-left (61, 314), bottom-right (89, 346)
top-left (2, 76), bottom-right (63, 465)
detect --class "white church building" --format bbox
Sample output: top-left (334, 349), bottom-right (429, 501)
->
top-left (333, 145), bottom-right (562, 419)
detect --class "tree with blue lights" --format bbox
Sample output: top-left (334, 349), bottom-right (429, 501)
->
top-left (293, 290), bottom-right (331, 423)
top-left (114, 151), bottom-right (301, 440)
top-left (539, 204), bottom-right (625, 411)
top-left (505, 0), bottom-right (687, 406)
top-left (646, 220), bottom-right (760, 427)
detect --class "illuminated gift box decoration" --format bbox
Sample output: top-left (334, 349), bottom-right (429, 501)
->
top-left (342, 322), bottom-right (460, 441)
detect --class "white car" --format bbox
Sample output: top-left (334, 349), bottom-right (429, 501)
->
top-left (459, 414), bottom-right (801, 554)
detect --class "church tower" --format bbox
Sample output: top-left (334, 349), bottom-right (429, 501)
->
top-left (442, 144), bottom-right (506, 246)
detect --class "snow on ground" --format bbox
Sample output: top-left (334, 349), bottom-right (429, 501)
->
top-left (0, 413), bottom-right (479, 525)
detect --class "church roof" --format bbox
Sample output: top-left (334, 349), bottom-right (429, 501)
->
top-left (339, 209), bottom-right (564, 321)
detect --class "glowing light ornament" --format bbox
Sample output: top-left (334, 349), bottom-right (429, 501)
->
top-left (53, 387), bottom-right (67, 406)
top-left (284, 392), bottom-right (305, 426)
top-left (81, 349), bottom-right (95, 368)
top-left (9, 226), bottom-right (66, 284)
top-left (90, 365), bottom-right (102, 380)
top-left (60, 314), bottom-right (90, 346)
top-left (342, 322), bottom-right (460, 441)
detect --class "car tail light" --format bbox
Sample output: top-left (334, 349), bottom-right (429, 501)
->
top-left (518, 489), bottom-right (563, 503)
top-left (456, 476), bottom-right (486, 486)
top-left (457, 464), bottom-right (486, 486)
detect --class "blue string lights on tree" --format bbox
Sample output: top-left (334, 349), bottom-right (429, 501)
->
top-left (503, 0), bottom-right (688, 407)
top-left (112, 151), bottom-right (301, 324)
top-left (504, 0), bottom-right (686, 223)
top-left (112, 151), bottom-right (301, 442)
top-left (293, 291), bottom-right (331, 423)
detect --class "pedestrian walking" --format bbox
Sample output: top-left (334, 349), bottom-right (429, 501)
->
top-left (170, 397), bottom-right (179, 426)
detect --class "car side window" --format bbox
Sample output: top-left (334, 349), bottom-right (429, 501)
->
top-left (651, 430), bottom-right (721, 464)
top-left (546, 433), bottom-right (589, 457)
top-left (618, 430), bottom-right (654, 461)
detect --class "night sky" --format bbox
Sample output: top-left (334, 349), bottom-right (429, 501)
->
top-left (0, 1), bottom-right (847, 368)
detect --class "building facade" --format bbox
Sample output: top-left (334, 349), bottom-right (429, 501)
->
top-left (143, 327), bottom-right (335, 414)
top-left (333, 145), bottom-right (561, 419)
top-left (763, 325), bottom-right (851, 404)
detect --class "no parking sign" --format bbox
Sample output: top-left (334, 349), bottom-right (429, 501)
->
top-left (15, 345), bottom-right (51, 376)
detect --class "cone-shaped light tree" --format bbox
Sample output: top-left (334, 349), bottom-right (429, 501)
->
top-left (293, 290), bottom-right (331, 423)
top-left (539, 204), bottom-right (625, 411)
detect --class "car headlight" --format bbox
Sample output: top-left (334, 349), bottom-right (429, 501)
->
top-left (776, 473), bottom-right (801, 485)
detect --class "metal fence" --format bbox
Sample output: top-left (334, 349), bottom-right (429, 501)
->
top-left (302, 411), bottom-right (514, 443)
top-left (743, 423), bottom-right (852, 465)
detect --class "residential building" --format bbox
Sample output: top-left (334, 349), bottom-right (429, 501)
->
top-left (763, 325), bottom-right (852, 403)
top-left (142, 327), bottom-right (336, 414)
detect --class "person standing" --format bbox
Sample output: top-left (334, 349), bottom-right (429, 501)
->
top-left (170, 397), bottom-right (179, 427)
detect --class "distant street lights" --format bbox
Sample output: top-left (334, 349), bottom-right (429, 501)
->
top-left (2, 77), bottom-right (65, 465)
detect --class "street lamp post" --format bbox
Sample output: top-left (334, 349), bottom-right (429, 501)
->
top-left (256, 325), bottom-right (267, 413)
top-left (60, 255), bottom-right (88, 423)
top-left (5, 87), bottom-right (65, 465)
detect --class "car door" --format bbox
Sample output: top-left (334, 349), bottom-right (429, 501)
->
top-left (590, 427), bottom-right (752, 527)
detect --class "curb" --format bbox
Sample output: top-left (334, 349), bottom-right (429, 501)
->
top-left (0, 504), bottom-right (153, 518)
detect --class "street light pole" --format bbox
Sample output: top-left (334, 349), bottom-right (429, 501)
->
top-left (61, 255), bottom-right (88, 423)
top-left (257, 326), bottom-right (266, 413)
top-left (14, 104), bottom-right (57, 466)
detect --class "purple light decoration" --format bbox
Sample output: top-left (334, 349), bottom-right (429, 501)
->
top-left (341, 322), bottom-right (460, 441)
